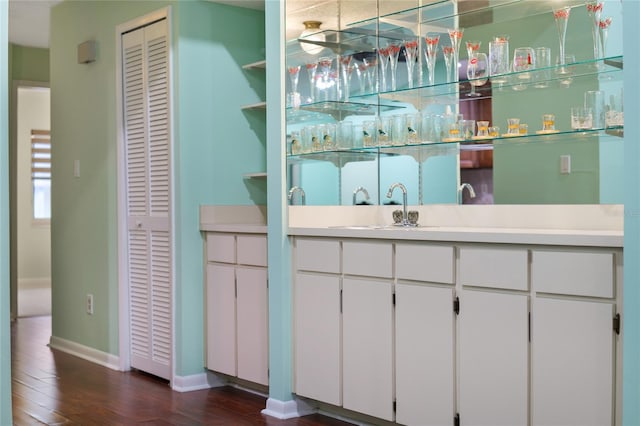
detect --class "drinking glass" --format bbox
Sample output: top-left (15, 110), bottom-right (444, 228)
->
top-left (553, 6), bottom-right (572, 74)
top-left (459, 119), bottom-right (476, 139)
top-left (512, 47), bottom-right (535, 90)
top-left (571, 107), bottom-right (593, 130)
top-left (388, 42), bottom-right (402, 91)
top-left (318, 56), bottom-right (334, 101)
top-left (448, 28), bottom-right (464, 83)
top-left (403, 39), bottom-right (419, 89)
top-left (305, 61), bottom-right (317, 102)
top-left (476, 121), bottom-right (490, 138)
top-left (585, 90), bottom-right (605, 129)
top-left (362, 120), bottom-right (376, 147)
top-left (377, 116), bottom-right (391, 146)
top-left (424, 34), bottom-right (440, 86)
top-left (489, 35), bottom-right (510, 84)
top-left (507, 118), bottom-right (520, 135)
top-left (391, 114), bottom-right (407, 146)
top-left (289, 130), bottom-right (301, 155)
top-left (542, 114), bottom-right (556, 132)
top-left (337, 121), bottom-right (354, 150)
top-left (557, 53), bottom-right (576, 87)
top-left (321, 123), bottom-right (337, 150)
top-left (466, 52), bottom-right (488, 97)
top-left (406, 113), bottom-right (421, 144)
top-left (534, 47), bottom-right (551, 89)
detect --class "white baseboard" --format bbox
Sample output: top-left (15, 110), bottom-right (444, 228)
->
top-left (172, 371), bottom-right (226, 392)
top-left (261, 397), bottom-right (316, 419)
top-left (49, 336), bottom-right (120, 371)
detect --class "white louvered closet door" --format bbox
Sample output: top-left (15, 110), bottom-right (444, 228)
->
top-left (122, 19), bottom-right (172, 380)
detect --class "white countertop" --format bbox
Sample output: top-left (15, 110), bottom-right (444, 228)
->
top-left (200, 205), bottom-right (267, 234)
top-left (288, 205), bottom-right (624, 248)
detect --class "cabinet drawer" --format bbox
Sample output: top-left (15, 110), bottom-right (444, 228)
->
top-left (237, 235), bottom-right (267, 267)
top-left (343, 241), bottom-right (392, 278)
top-left (296, 238), bottom-right (340, 274)
top-left (532, 250), bottom-right (614, 298)
top-left (396, 243), bottom-right (454, 284)
top-left (206, 233), bottom-right (235, 263)
top-left (459, 246), bottom-right (528, 291)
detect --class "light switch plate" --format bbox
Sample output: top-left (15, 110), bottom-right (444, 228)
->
top-left (560, 155), bottom-right (571, 174)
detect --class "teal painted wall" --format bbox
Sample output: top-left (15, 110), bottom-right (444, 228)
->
top-left (1, 2), bottom-right (13, 423)
top-left (50, 0), bottom-right (265, 378)
top-left (623, 2), bottom-right (639, 424)
top-left (174, 1), bottom-right (265, 376)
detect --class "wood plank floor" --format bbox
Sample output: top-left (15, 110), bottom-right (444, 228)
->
top-left (11, 316), bottom-right (351, 425)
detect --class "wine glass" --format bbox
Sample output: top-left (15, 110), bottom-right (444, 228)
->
top-left (586, 1), bottom-right (603, 61)
top-left (466, 52), bottom-right (488, 97)
top-left (424, 33), bottom-right (440, 86)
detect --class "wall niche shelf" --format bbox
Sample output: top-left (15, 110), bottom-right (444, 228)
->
top-left (242, 59), bottom-right (266, 70)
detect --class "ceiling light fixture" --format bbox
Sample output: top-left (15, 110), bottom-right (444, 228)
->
top-left (299, 20), bottom-right (326, 55)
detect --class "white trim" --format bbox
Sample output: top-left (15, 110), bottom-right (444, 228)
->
top-left (49, 336), bottom-right (121, 371)
top-left (171, 372), bottom-right (218, 392)
top-left (115, 5), bottom-right (174, 377)
top-left (261, 397), bottom-right (316, 419)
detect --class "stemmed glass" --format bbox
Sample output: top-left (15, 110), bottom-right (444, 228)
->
top-left (466, 52), bottom-right (488, 97)
top-left (378, 46), bottom-right (390, 92)
top-left (424, 34), bottom-right (440, 86)
top-left (339, 55), bottom-right (353, 101)
top-left (288, 65), bottom-right (301, 107)
top-left (442, 45), bottom-right (455, 84)
top-left (465, 40), bottom-right (481, 62)
top-left (599, 17), bottom-right (613, 60)
top-left (448, 28), bottom-right (464, 83)
top-left (552, 6), bottom-right (571, 74)
top-left (305, 61), bottom-right (317, 103)
top-left (354, 60), bottom-right (368, 95)
top-left (387, 42), bottom-right (402, 91)
top-left (318, 56), bottom-right (334, 101)
top-left (363, 56), bottom-right (378, 93)
top-left (586, 2), bottom-right (603, 61)
top-left (403, 39), bottom-right (419, 89)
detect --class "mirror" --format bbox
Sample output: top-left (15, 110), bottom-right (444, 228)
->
top-left (285, 0), bottom-right (624, 206)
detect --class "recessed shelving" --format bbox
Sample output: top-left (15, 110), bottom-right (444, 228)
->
top-left (241, 101), bottom-right (267, 111)
top-left (242, 60), bottom-right (266, 70)
top-left (243, 172), bottom-right (267, 179)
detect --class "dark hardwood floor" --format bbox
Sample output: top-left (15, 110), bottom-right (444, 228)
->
top-left (11, 316), bottom-right (351, 425)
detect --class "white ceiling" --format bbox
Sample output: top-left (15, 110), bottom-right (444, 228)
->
top-left (8, 0), bottom-right (62, 48)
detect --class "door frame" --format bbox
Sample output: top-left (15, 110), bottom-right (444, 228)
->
top-left (10, 79), bottom-right (50, 321)
top-left (115, 6), bottom-right (175, 378)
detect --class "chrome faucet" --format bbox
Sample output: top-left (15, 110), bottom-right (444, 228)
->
top-left (386, 182), bottom-right (408, 226)
top-left (458, 183), bottom-right (476, 204)
top-left (352, 186), bottom-right (370, 205)
top-left (288, 186), bottom-right (306, 205)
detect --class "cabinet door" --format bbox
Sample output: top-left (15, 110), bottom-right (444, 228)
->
top-left (294, 273), bottom-right (341, 405)
top-left (396, 284), bottom-right (454, 426)
top-left (343, 277), bottom-right (394, 421)
top-left (206, 264), bottom-right (236, 376)
top-left (236, 267), bottom-right (268, 386)
top-left (532, 298), bottom-right (614, 426)
top-left (459, 290), bottom-right (529, 426)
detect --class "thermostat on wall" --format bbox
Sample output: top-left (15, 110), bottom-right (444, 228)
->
top-left (77, 40), bottom-right (97, 64)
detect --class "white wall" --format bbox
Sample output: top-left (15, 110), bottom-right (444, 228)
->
top-left (17, 86), bottom-right (51, 289)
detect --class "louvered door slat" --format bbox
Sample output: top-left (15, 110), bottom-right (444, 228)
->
top-left (122, 18), bottom-right (172, 381)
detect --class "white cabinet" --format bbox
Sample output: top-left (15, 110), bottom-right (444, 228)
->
top-left (458, 290), bottom-right (529, 426)
top-left (532, 298), bottom-right (615, 426)
top-left (395, 283), bottom-right (454, 426)
top-left (205, 232), bottom-right (268, 386)
top-left (342, 277), bottom-right (394, 421)
top-left (294, 272), bottom-right (342, 405)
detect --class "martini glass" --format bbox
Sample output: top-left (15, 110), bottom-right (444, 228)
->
top-left (305, 61), bottom-right (318, 103)
top-left (424, 34), bottom-right (440, 86)
top-left (387, 42), bottom-right (402, 91)
top-left (403, 39), bottom-right (419, 89)
top-left (553, 6), bottom-right (571, 75)
top-left (448, 28), bottom-right (464, 83)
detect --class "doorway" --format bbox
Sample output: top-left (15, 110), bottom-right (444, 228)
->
top-left (13, 83), bottom-right (51, 318)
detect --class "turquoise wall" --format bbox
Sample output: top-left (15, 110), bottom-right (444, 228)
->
top-left (50, 0), bottom-right (264, 378)
top-left (1, 1), bottom-right (13, 423)
top-left (623, 1), bottom-right (639, 424)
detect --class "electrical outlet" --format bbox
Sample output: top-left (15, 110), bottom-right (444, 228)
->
top-left (86, 294), bottom-right (94, 315)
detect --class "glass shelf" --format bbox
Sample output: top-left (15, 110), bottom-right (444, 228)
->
top-left (351, 0), bottom-right (587, 34)
top-left (286, 99), bottom-right (408, 122)
top-left (242, 60), bottom-right (266, 70)
top-left (287, 127), bottom-right (623, 165)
